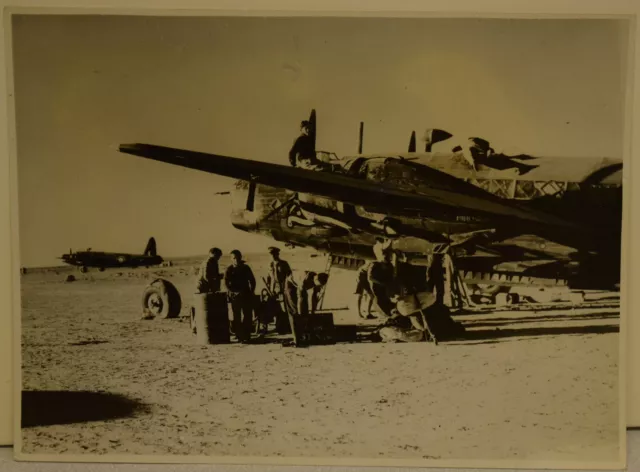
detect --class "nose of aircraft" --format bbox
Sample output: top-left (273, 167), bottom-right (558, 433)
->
top-left (230, 210), bottom-right (259, 232)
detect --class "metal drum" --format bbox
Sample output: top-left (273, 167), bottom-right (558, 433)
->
top-left (192, 292), bottom-right (230, 345)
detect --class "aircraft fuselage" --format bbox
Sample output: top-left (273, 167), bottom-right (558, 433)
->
top-left (61, 252), bottom-right (164, 269)
top-left (229, 151), bottom-right (622, 286)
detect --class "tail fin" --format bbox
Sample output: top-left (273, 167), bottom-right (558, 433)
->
top-left (143, 237), bottom-right (157, 257)
top-left (309, 109), bottom-right (317, 153)
top-left (424, 128), bottom-right (453, 152)
top-left (408, 131), bottom-right (416, 152)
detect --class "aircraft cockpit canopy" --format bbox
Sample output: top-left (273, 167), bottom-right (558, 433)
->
top-left (342, 156), bottom-right (392, 180)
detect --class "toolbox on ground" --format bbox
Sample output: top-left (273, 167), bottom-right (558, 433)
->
top-left (289, 312), bottom-right (336, 347)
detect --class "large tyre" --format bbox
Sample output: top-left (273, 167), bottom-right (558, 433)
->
top-left (141, 278), bottom-right (181, 319)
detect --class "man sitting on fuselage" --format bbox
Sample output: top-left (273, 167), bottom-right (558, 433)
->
top-left (288, 120), bottom-right (337, 172)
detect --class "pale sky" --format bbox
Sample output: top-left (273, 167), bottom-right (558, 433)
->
top-left (11, 15), bottom-right (629, 267)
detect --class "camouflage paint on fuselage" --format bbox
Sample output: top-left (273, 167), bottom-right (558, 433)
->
top-left (229, 151), bottom-right (621, 270)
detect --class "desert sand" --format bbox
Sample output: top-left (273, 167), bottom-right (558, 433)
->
top-left (18, 252), bottom-right (621, 465)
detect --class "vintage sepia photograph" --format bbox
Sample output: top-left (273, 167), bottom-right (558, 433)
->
top-left (10, 12), bottom-right (629, 469)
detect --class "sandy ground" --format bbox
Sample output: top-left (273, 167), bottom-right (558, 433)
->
top-left (18, 252), bottom-right (621, 465)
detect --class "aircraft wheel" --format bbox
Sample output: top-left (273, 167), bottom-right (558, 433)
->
top-left (141, 278), bottom-right (181, 319)
top-left (79, 266), bottom-right (88, 273)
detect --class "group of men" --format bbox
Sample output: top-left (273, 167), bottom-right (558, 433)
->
top-left (195, 246), bottom-right (329, 343)
top-left (354, 239), bottom-right (444, 343)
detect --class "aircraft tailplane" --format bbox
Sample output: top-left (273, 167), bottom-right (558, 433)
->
top-left (143, 237), bottom-right (157, 257)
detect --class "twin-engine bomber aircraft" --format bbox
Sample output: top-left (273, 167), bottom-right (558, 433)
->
top-left (60, 237), bottom-right (164, 272)
top-left (118, 110), bottom-right (622, 298)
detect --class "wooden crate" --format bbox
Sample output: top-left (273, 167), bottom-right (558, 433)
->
top-left (290, 312), bottom-right (336, 347)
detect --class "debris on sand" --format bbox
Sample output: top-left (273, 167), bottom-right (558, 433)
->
top-left (65, 275), bottom-right (76, 283)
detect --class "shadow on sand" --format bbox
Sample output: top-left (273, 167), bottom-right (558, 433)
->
top-left (247, 325), bottom-right (377, 346)
top-left (22, 390), bottom-right (151, 428)
top-left (452, 323), bottom-right (619, 346)
top-left (232, 312), bottom-right (619, 347)
top-left (461, 311), bottom-right (619, 329)
top-left (340, 316), bottom-right (617, 346)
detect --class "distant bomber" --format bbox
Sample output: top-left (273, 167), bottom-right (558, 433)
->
top-left (59, 237), bottom-right (164, 273)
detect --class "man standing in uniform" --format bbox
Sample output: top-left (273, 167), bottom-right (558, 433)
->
top-left (283, 270), bottom-right (329, 317)
top-left (192, 247), bottom-right (223, 334)
top-left (196, 247), bottom-right (223, 293)
top-left (366, 244), bottom-right (398, 319)
top-left (224, 249), bottom-right (256, 343)
top-left (265, 247), bottom-right (292, 297)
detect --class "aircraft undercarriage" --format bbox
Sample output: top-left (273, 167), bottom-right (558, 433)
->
top-left (326, 253), bottom-right (619, 311)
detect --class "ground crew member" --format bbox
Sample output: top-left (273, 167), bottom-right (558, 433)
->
top-left (284, 270), bottom-right (329, 316)
top-left (289, 120), bottom-right (315, 168)
top-left (288, 120), bottom-right (336, 172)
top-left (224, 249), bottom-right (256, 343)
top-left (196, 247), bottom-right (223, 293)
top-left (354, 261), bottom-right (374, 319)
top-left (370, 248), bottom-right (439, 344)
top-left (427, 253), bottom-right (446, 305)
top-left (266, 247), bottom-right (292, 297)
top-left (393, 255), bottom-right (439, 344)
top-left (366, 244), bottom-right (397, 319)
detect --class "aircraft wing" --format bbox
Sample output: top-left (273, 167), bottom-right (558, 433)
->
top-left (118, 143), bottom-right (583, 233)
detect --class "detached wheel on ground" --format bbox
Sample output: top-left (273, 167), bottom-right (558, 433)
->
top-left (141, 278), bottom-right (181, 319)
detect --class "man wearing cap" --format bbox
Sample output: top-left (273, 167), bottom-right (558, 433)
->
top-left (196, 247), bottom-right (223, 293)
top-left (288, 121), bottom-right (335, 172)
top-left (224, 249), bottom-right (257, 343)
top-left (289, 120), bottom-right (316, 168)
top-left (283, 270), bottom-right (329, 316)
top-left (366, 243), bottom-right (397, 319)
top-left (266, 247), bottom-right (292, 297)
